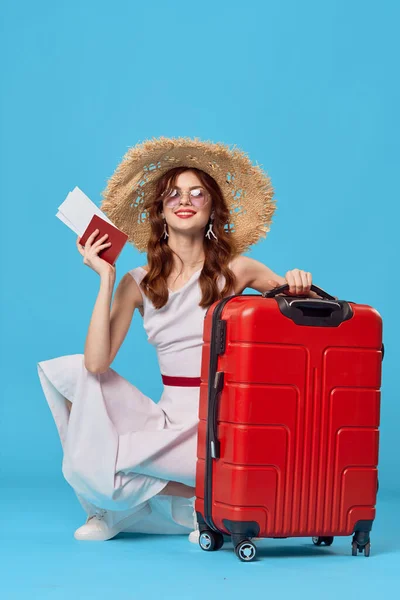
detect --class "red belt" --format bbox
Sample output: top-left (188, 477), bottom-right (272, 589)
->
top-left (161, 374), bottom-right (201, 387)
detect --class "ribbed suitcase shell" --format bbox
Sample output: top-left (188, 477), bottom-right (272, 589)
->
top-left (195, 293), bottom-right (382, 540)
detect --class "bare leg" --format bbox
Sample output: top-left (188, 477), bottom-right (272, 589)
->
top-left (156, 481), bottom-right (195, 498)
top-left (66, 399), bottom-right (72, 414)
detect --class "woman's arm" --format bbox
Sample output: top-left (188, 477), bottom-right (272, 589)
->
top-left (232, 256), bottom-right (314, 295)
top-left (84, 272), bottom-right (143, 374)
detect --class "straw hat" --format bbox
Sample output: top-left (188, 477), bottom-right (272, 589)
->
top-left (100, 136), bottom-right (276, 254)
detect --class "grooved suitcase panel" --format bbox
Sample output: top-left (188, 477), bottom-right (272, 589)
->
top-left (195, 296), bottom-right (382, 538)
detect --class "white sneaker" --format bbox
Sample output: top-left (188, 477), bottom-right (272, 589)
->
top-left (74, 503), bottom-right (151, 541)
top-left (189, 527), bottom-right (200, 544)
top-left (188, 501), bottom-right (200, 544)
top-left (74, 509), bottom-right (118, 541)
top-left (170, 495), bottom-right (200, 543)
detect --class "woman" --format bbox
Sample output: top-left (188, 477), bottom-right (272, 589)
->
top-left (37, 137), bottom-right (314, 543)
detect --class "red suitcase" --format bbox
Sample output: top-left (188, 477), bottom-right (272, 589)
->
top-left (195, 284), bottom-right (383, 561)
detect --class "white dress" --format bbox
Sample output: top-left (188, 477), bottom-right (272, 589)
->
top-left (37, 266), bottom-right (230, 534)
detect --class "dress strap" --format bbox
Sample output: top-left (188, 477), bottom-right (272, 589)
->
top-left (128, 267), bottom-right (147, 304)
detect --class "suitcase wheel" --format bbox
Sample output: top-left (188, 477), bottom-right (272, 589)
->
top-left (351, 532), bottom-right (371, 557)
top-left (312, 536), bottom-right (334, 547)
top-left (199, 530), bottom-right (224, 552)
top-left (352, 541), bottom-right (371, 557)
top-left (234, 540), bottom-right (257, 562)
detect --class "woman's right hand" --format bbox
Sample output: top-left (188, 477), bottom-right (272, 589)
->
top-left (76, 229), bottom-right (116, 279)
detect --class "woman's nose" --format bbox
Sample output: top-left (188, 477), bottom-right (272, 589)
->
top-left (180, 193), bottom-right (192, 205)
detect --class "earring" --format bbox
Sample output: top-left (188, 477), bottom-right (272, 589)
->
top-left (159, 213), bottom-right (169, 240)
top-left (162, 219), bottom-right (169, 239)
top-left (205, 213), bottom-right (217, 241)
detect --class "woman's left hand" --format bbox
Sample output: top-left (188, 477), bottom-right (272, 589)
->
top-left (268, 269), bottom-right (313, 296)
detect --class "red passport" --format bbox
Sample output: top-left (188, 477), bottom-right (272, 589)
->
top-left (79, 214), bottom-right (128, 265)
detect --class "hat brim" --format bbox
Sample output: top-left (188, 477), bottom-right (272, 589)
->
top-left (100, 136), bottom-right (276, 254)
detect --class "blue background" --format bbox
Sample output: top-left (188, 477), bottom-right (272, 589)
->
top-left (1, 1), bottom-right (398, 597)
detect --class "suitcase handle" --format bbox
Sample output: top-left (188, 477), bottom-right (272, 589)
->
top-left (209, 371), bottom-right (224, 459)
top-left (262, 283), bottom-right (337, 301)
top-left (265, 292), bottom-right (353, 327)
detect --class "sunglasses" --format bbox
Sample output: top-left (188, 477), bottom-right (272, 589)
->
top-left (162, 187), bottom-right (210, 208)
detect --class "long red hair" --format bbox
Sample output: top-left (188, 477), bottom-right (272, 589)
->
top-left (140, 167), bottom-right (239, 309)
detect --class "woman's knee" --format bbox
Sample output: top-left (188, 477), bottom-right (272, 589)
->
top-left (38, 353), bottom-right (86, 402)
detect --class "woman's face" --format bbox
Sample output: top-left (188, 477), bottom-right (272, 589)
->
top-left (162, 170), bottom-right (213, 234)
